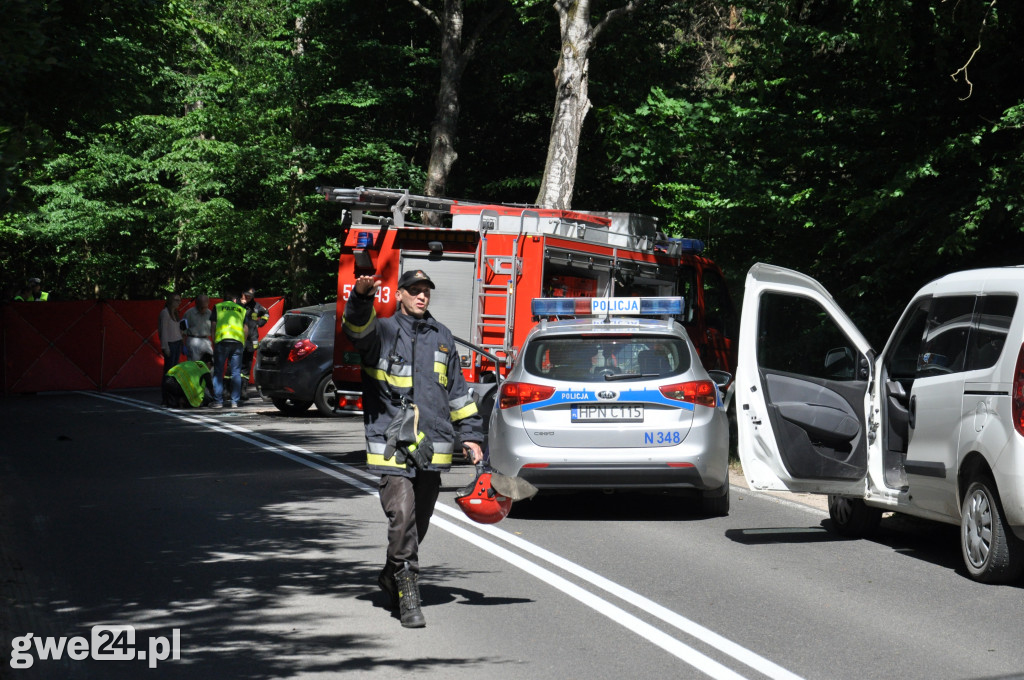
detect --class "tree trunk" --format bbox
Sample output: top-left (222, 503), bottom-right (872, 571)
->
top-left (411, 0), bottom-right (502, 222)
top-left (423, 1), bottom-right (465, 200)
top-left (536, 0), bottom-right (644, 209)
top-left (288, 15), bottom-right (311, 307)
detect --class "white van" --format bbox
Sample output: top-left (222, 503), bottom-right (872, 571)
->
top-left (736, 263), bottom-right (1024, 583)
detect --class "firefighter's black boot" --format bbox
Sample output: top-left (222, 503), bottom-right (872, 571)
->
top-left (393, 562), bottom-right (425, 628)
top-left (377, 563), bottom-right (397, 610)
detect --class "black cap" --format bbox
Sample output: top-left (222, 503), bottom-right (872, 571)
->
top-left (28, 277), bottom-right (41, 285)
top-left (397, 270), bottom-right (435, 290)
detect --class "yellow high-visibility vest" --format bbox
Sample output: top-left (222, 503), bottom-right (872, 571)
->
top-left (167, 361), bottom-right (210, 407)
top-left (214, 301), bottom-right (247, 343)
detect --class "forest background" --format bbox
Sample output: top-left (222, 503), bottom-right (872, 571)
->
top-left (1, 0), bottom-right (1021, 343)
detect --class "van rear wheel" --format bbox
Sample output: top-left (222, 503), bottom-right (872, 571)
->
top-left (961, 477), bottom-right (1024, 583)
top-left (827, 496), bottom-right (882, 537)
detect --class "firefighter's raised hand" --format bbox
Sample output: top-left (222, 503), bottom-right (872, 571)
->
top-left (353, 275), bottom-right (381, 297)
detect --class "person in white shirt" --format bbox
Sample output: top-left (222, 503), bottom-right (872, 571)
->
top-left (183, 294), bottom-right (214, 361)
top-left (157, 293), bottom-right (183, 374)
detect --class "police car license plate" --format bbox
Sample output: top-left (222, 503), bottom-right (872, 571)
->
top-left (571, 404), bottom-right (644, 423)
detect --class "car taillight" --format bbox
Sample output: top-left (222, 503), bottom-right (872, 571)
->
top-left (1013, 344), bottom-right (1024, 437)
top-left (336, 394), bottom-right (364, 410)
top-left (288, 339), bottom-right (317, 362)
top-left (499, 382), bottom-right (555, 409)
top-left (659, 380), bottom-right (717, 408)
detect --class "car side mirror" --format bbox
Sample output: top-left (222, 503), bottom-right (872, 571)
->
top-left (824, 346), bottom-right (855, 378)
top-left (707, 369), bottom-right (732, 389)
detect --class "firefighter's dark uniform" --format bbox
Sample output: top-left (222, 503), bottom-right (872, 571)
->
top-left (241, 293), bottom-right (269, 382)
top-left (342, 283), bottom-right (482, 579)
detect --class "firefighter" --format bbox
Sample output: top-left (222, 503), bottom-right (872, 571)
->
top-left (209, 290), bottom-right (247, 408)
top-left (239, 287), bottom-right (269, 394)
top-left (343, 270), bottom-right (484, 628)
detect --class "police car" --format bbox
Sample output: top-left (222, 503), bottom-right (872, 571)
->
top-left (487, 297), bottom-right (732, 515)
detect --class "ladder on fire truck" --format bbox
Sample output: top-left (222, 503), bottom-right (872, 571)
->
top-left (319, 186), bottom-right (460, 229)
top-left (319, 186), bottom-right (526, 370)
top-left (471, 209), bottom-right (536, 367)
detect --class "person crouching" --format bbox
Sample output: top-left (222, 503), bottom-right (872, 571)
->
top-left (162, 359), bottom-right (213, 408)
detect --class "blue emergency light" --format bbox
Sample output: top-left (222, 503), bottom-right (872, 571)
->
top-left (532, 296), bottom-right (683, 317)
top-left (672, 238), bottom-right (705, 254)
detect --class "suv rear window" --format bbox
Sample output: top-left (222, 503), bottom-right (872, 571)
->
top-left (266, 313), bottom-right (317, 338)
top-left (523, 335), bottom-right (690, 382)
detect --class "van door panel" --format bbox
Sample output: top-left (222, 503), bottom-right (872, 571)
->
top-left (899, 295), bottom-right (977, 513)
top-left (763, 372), bottom-right (867, 480)
top-left (736, 263), bottom-right (873, 495)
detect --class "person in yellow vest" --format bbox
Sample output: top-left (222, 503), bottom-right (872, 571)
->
top-left (209, 290), bottom-right (248, 408)
top-left (161, 360), bottom-right (213, 408)
top-left (14, 277), bottom-right (49, 301)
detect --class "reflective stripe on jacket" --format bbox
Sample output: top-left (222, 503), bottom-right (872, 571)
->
top-left (244, 301), bottom-right (269, 345)
top-left (342, 291), bottom-right (483, 477)
top-left (214, 301), bottom-right (247, 344)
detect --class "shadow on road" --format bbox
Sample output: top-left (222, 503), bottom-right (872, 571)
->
top-left (0, 391), bottom-right (525, 679)
top-left (504, 489), bottom-right (723, 522)
top-left (727, 512), bottom-right (1024, 587)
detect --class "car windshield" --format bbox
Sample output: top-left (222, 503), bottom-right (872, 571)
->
top-left (522, 334), bottom-right (690, 382)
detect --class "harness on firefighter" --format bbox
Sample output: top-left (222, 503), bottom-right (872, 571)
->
top-left (380, 330), bottom-right (434, 469)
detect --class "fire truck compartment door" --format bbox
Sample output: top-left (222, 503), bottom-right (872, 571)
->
top-left (400, 253), bottom-right (477, 354)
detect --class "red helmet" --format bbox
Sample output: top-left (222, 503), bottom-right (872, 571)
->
top-left (455, 464), bottom-right (513, 524)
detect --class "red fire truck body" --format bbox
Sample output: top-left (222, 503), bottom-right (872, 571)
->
top-left (320, 187), bottom-right (736, 413)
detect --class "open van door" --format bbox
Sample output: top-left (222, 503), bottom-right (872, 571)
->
top-left (736, 263), bottom-right (875, 497)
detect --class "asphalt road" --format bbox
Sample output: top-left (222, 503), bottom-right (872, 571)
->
top-left (1, 390), bottom-right (1023, 680)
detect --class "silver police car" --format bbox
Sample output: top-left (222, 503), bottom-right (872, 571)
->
top-left (487, 297), bottom-right (732, 515)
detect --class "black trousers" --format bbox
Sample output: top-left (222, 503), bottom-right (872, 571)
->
top-left (161, 375), bottom-right (189, 407)
top-left (241, 345), bottom-right (255, 376)
top-left (379, 471), bottom-right (441, 575)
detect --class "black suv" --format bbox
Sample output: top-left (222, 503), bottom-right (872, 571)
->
top-left (255, 304), bottom-right (345, 416)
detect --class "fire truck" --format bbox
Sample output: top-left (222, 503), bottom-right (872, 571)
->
top-left (319, 186), bottom-right (737, 415)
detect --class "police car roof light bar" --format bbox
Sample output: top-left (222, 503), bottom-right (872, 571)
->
top-left (531, 296), bottom-right (683, 318)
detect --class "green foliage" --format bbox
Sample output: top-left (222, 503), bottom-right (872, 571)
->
top-left (603, 0), bottom-right (1024, 333)
top-left (1, 0), bottom-right (431, 302)
top-left (1, 0), bottom-right (1022, 326)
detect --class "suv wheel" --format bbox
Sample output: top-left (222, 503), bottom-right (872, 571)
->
top-left (271, 396), bottom-right (313, 415)
top-left (961, 477), bottom-right (1024, 583)
top-left (313, 374), bottom-right (343, 416)
top-left (827, 496), bottom-right (882, 537)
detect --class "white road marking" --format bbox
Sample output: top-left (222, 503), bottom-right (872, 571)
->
top-left (85, 392), bottom-right (804, 680)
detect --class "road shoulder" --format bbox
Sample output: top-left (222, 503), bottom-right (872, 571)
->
top-left (729, 467), bottom-right (830, 513)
